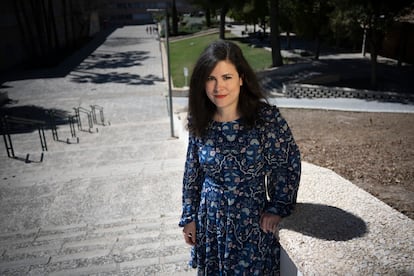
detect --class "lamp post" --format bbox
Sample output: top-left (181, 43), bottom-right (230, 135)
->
top-left (147, 6), bottom-right (175, 138)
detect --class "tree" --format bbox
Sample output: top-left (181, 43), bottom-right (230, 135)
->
top-left (188, 0), bottom-right (214, 28)
top-left (229, 0), bottom-right (268, 35)
top-left (279, 0), bottom-right (296, 49)
top-left (269, 0), bottom-right (283, 66)
top-left (188, 0), bottom-right (220, 29)
top-left (291, 0), bottom-right (332, 60)
top-left (335, 0), bottom-right (412, 88)
top-left (212, 0), bottom-right (246, 39)
top-left (171, 0), bottom-right (178, 35)
top-left (217, 3), bottom-right (229, 39)
top-left (328, 1), bottom-right (363, 51)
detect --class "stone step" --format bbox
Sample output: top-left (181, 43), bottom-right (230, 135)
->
top-left (0, 215), bottom-right (193, 275)
top-left (0, 120), bottom-right (172, 153)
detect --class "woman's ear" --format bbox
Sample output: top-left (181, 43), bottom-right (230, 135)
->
top-left (240, 74), bottom-right (244, 86)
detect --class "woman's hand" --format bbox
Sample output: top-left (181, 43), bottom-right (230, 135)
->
top-left (260, 213), bottom-right (282, 235)
top-left (182, 221), bottom-right (196, 246)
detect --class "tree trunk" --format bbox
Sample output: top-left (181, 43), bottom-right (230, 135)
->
top-left (369, 31), bottom-right (378, 89)
top-left (397, 22), bottom-right (408, 67)
top-left (269, 0), bottom-right (283, 67)
top-left (313, 0), bottom-right (322, 60)
top-left (314, 34), bottom-right (320, 60)
top-left (219, 6), bottom-right (228, 39)
top-left (286, 30), bottom-right (291, 50)
top-left (205, 8), bottom-right (211, 27)
top-left (171, 0), bottom-right (178, 35)
top-left (368, 8), bottom-right (381, 90)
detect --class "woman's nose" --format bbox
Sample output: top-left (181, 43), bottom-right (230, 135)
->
top-left (215, 79), bottom-right (224, 92)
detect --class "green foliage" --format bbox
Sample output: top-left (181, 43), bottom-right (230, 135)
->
top-left (326, 0), bottom-right (412, 50)
top-left (190, 0), bottom-right (412, 54)
top-left (229, 0), bottom-right (268, 25)
top-left (328, 1), bottom-right (363, 49)
top-left (170, 35), bottom-right (215, 87)
top-left (169, 34), bottom-right (272, 87)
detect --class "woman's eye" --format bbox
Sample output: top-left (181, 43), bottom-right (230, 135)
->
top-left (223, 75), bottom-right (232, 80)
top-left (206, 76), bottom-right (215, 82)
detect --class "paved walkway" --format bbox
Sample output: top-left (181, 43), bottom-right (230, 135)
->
top-left (0, 25), bottom-right (413, 275)
top-left (0, 25), bottom-right (193, 275)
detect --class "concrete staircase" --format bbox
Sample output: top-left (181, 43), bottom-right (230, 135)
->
top-left (0, 214), bottom-right (194, 275)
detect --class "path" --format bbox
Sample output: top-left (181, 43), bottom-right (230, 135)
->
top-left (0, 25), bottom-right (193, 275)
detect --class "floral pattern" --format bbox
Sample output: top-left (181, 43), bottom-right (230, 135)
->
top-left (179, 104), bottom-right (301, 275)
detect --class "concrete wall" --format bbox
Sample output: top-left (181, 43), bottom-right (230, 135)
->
top-left (279, 162), bottom-right (414, 275)
top-left (0, 0), bottom-right (100, 73)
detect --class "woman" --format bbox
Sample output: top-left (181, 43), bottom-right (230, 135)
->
top-left (179, 40), bottom-right (301, 275)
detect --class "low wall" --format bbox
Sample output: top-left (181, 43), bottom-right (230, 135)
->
top-left (283, 83), bottom-right (414, 103)
top-left (280, 162), bottom-right (413, 275)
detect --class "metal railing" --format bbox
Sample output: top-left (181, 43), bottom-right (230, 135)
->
top-left (73, 107), bottom-right (94, 132)
top-left (1, 115), bottom-right (47, 161)
top-left (1, 104), bottom-right (107, 162)
top-left (46, 110), bottom-right (79, 144)
top-left (90, 105), bottom-right (105, 126)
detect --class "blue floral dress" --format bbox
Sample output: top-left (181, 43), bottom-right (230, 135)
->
top-left (179, 104), bottom-right (301, 275)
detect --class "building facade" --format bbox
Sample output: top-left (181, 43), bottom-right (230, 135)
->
top-left (101, 0), bottom-right (194, 26)
top-left (0, 0), bottom-right (101, 74)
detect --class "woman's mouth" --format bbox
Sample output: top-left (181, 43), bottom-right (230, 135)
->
top-left (214, 95), bottom-right (226, 99)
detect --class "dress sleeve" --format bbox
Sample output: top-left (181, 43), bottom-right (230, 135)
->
top-left (264, 107), bottom-right (301, 218)
top-left (179, 132), bottom-right (204, 227)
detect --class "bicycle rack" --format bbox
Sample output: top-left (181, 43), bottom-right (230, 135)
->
top-left (46, 110), bottom-right (59, 141)
top-left (1, 117), bottom-right (15, 158)
top-left (1, 115), bottom-right (48, 161)
top-left (46, 110), bottom-right (79, 144)
top-left (2, 104), bottom-right (108, 162)
top-left (90, 105), bottom-right (105, 126)
top-left (68, 115), bottom-right (77, 138)
top-left (73, 107), bottom-right (94, 132)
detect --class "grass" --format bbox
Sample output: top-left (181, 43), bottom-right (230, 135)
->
top-left (169, 33), bottom-right (272, 87)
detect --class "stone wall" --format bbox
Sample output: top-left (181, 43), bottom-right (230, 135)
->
top-left (283, 83), bottom-right (414, 103)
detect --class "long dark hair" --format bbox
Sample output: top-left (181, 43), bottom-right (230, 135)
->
top-left (188, 40), bottom-right (267, 137)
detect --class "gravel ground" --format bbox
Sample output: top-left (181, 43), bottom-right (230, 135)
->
top-left (280, 108), bottom-right (414, 220)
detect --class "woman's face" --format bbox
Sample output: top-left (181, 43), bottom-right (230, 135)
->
top-left (205, 60), bottom-right (243, 113)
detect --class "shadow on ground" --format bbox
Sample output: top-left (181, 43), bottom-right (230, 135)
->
top-left (76, 51), bottom-right (150, 70)
top-left (69, 71), bottom-right (164, 85)
top-left (281, 202), bottom-right (367, 241)
top-left (0, 104), bottom-right (71, 134)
